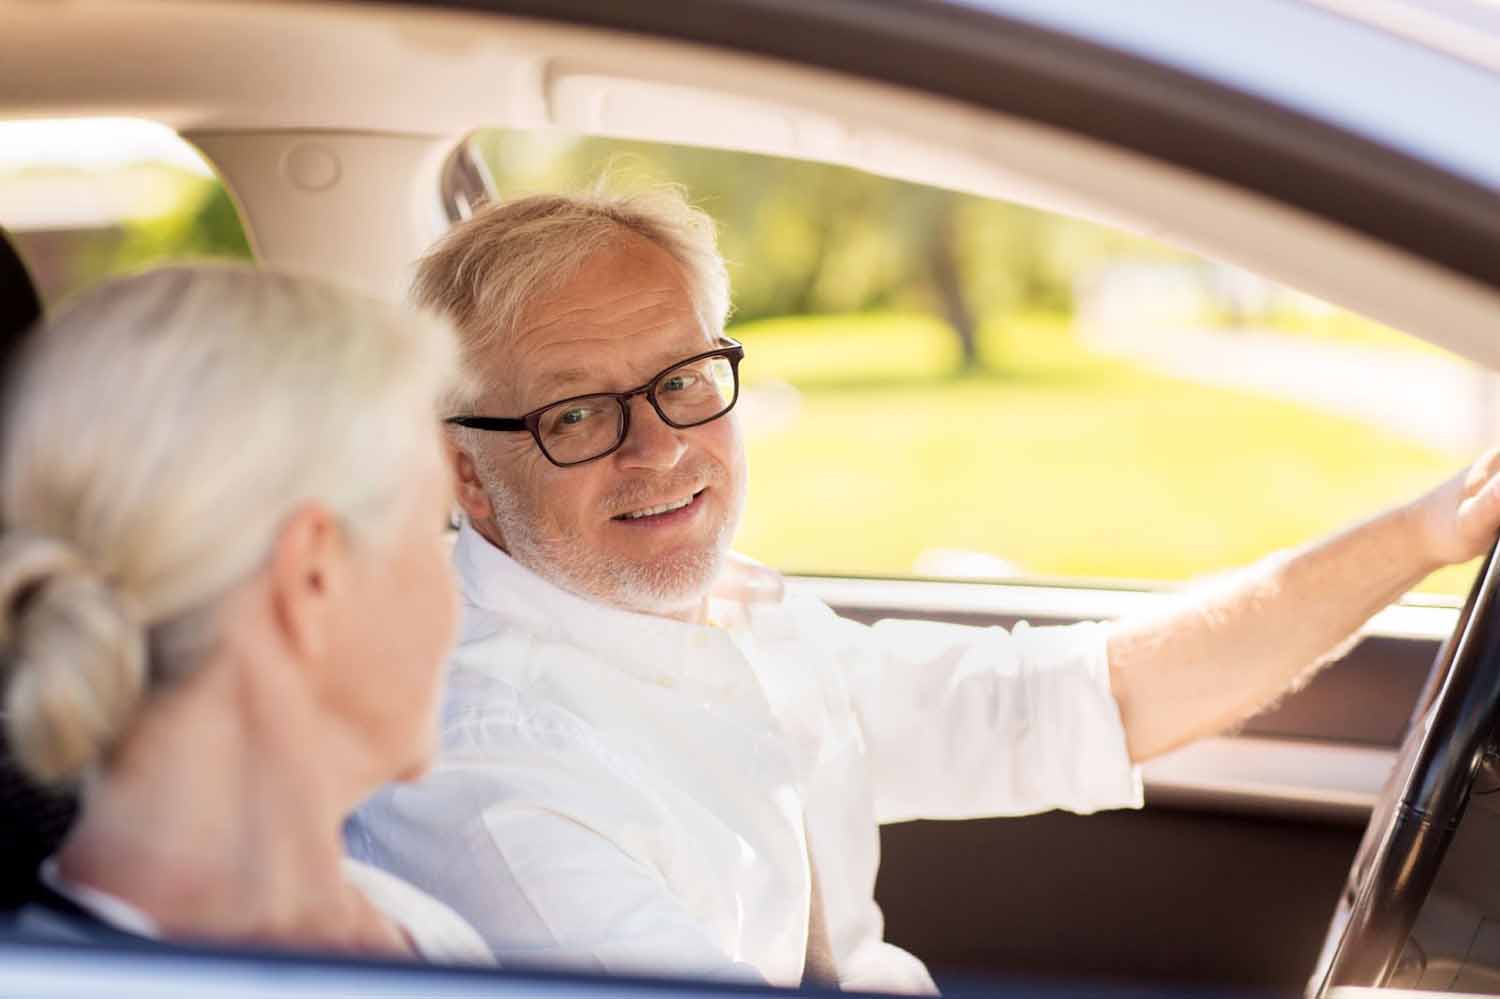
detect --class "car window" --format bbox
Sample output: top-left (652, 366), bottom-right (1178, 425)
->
top-left (0, 118), bottom-right (251, 308)
top-left (3, 118), bottom-right (1478, 600)
top-left (472, 128), bottom-right (1484, 597)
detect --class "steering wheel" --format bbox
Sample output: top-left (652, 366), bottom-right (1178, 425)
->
top-left (1309, 540), bottom-right (1500, 994)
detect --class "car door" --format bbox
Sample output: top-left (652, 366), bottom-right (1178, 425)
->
top-left (457, 118), bottom-right (1471, 991)
top-left (423, 1), bottom-right (1498, 991)
top-left (823, 579), bottom-right (1444, 990)
top-left (6, 0), bottom-right (1499, 993)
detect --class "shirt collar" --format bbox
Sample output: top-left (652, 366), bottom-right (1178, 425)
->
top-left (452, 520), bottom-right (751, 694)
top-left (39, 858), bottom-right (160, 939)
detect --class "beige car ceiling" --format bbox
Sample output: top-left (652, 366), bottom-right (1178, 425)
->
top-left (2, 0), bottom-right (1497, 369)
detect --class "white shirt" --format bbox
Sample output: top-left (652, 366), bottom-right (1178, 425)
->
top-left (344, 858), bottom-right (496, 966)
top-left (349, 523), bottom-right (1141, 993)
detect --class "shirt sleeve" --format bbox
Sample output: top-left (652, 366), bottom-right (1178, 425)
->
top-left (347, 693), bottom-right (766, 985)
top-left (808, 601), bottom-right (1143, 823)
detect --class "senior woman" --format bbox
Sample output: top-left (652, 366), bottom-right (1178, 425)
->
top-left (0, 265), bottom-right (489, 963)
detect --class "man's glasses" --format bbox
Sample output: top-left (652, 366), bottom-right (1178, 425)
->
top-left (447, 337), bottom-right (744, 468)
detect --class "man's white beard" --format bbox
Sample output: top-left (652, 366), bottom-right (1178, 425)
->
top-left (476, 460), bottom-right (738, 616)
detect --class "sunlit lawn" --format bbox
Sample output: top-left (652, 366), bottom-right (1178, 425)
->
top-left (731, 312), bottom-right (1477, 596)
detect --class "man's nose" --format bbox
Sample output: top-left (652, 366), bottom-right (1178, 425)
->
top-left (615, 394), bottom-right (688, 470)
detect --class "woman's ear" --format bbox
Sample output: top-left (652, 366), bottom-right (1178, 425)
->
top-left (266, 502), bottom-right (345, 664)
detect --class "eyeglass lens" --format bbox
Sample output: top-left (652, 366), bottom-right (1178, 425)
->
top-left (536, 354), bottom-right (737, 465)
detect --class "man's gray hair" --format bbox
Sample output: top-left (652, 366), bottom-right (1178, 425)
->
top-left (411, 187), bottom-right (731, 408)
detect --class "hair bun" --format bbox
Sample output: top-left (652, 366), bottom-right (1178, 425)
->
top-left (1, 532), bottom-right (85, 632)
top-left (0, 531), bottom-right (147, 784)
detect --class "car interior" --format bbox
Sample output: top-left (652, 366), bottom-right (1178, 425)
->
top-left (0, 227), bottom-right (81, 913)
top-left (3, 2), bottom-right (1500, 996)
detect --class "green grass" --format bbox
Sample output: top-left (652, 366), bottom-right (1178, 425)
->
top-left (730, 312), bottom-right (1476, 596)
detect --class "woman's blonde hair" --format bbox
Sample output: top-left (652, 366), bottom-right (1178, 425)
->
top-left (0, 264), bottom-right (457, 785)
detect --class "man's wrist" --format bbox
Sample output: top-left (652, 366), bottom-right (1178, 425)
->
top-left (1393, 495), bottom-right (1449, 580)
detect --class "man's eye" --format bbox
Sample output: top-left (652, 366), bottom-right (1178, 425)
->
top-left (556, 407), bottom-right (598, 429)
top-left (547, 405), bottom-right (606, 435)
top-left (662, 373), bottom-right (697, 393)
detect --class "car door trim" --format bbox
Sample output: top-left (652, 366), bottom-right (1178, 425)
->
top-left (1142, 735), bottom-right (1393, 826)
top-left (393, 0), bottom-right (1500, 291)
top-left (790, 575), bottom-right (1459, 643)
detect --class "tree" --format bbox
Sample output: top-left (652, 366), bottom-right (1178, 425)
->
top-left (81, 177), bottom-right (251, 287)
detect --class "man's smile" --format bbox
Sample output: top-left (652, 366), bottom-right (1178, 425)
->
top-left (611, 488), bottom-right (707, 525)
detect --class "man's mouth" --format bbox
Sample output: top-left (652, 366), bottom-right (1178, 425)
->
top-left (613, 489), bottom-right (706, 522)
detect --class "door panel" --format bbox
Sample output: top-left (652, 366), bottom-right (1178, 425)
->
top-left (877, 808), bottom-right (1361, 990)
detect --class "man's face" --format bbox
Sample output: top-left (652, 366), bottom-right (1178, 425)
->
top-left (455, 236), bottom-right (746, 617)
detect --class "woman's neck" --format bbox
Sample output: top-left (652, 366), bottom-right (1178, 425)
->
top-left (54, 639), bottom-right (407, 957)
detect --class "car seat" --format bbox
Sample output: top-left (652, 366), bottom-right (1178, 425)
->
top-left (0, 227), bottom-right (79, 910)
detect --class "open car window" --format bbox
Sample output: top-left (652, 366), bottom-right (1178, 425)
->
top-left (0, 118), bottom-right (251, 308)
top-left (470, 128), bottom-right (1486, 599)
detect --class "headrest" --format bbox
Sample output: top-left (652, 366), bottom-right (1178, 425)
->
top-left (0, 226), bottom-right (41, 359)
top-left (0, 228), bottom-right (72, 909)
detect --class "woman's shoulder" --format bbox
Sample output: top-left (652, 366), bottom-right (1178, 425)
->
top-left (341, 858), bottom-right (495, 968)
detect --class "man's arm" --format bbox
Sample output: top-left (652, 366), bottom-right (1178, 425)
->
top-left (1108, 450), bottom-right (1500, 762)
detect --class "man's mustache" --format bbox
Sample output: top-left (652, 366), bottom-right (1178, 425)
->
top-left (601, 458), bottom-right (728, 516)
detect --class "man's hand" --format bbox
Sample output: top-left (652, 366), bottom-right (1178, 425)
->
top-left (1411, 448), bottom-right (1500, 568)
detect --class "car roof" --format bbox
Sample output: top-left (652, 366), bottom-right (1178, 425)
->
top-left (1297, 0), bottom-right (1500, 73)
top-left (953, 0), bottom-right (1500, 191)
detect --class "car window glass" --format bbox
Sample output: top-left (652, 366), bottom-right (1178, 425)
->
top-left (0, 118), bottom-right (251, 308)
top-left (471, 128), bottom-right (1485, 597)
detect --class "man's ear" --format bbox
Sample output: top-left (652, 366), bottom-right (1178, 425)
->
top-left (446, 434), bottom-right (497, 526)
top-left (267, 502), bottom-right (344, 664)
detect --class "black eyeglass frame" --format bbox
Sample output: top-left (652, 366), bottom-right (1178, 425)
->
top-left (446, 337), bottom-right (745, 468)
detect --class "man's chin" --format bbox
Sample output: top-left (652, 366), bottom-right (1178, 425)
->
top-left (507, 527), bottom-right (730, 619)
top-left (588, 548), bottom-right (724, 618)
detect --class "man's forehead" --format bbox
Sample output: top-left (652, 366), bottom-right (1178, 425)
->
top-left (474, 237), bottom-right (716, 407)
top-left (525, 233), bottom-right (690, 328)
top-left (524, 330), bottom-right (715, 396)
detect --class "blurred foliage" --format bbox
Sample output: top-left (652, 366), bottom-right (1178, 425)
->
top-left (470, 131), bottom-right (1193, 369)
top-left (734, 312), bottom-right (1475, 596)
top-left (75, 178), bottom-right (251, 288)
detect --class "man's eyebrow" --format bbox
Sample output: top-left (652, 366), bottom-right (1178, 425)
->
top-left (529, 339), bottom-right (718, 404)
top-left (534, 368), bottom-right (595, 398)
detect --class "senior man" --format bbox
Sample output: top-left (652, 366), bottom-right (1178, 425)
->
top-left (351, 189), bottom-right (1500, 993)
